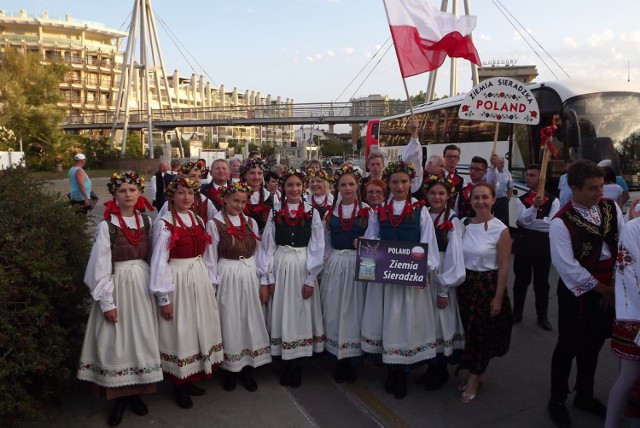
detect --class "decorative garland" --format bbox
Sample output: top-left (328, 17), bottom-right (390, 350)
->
top-left (107, 171), bottom-right (145, 194)
top-left (382, 157), bottom-right (416, 181)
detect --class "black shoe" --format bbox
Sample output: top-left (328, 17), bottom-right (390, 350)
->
top-left (333, 361), bottom-right (345, 383)
top-left (223, 371), bottom-right (237, 391)
top-left (185, 382), bottom-right (207, 396)
top-left (240, 367), bottom-right (258, 392)
top-left (537, 316), bottom-right (553, 331)
top-left (174, 384), bottom-right (193, 409)
top-left (128, 395), bottom-right (148, 416)
top-left (280, 362), bottom-right (292, 386)
top-left (108, 397), bottom-right (128, 426)
top-left (384, 369), bottom-right (396, 394)
top-left (343, 362), bottom-right (357, 384)
top-left (288, 367), bottom-right (302, 388)
top-left (394, 371), bottom-right (407, 399)
top-left (573, 395), bottom-right (606, 419)
top-left (512, 312), bottom-right (523, 324)
top-left (415, 365), bottom-right (435, 385)
top-left (548, 399), bottom-right (571, 427)
top-left (424, 366), bottom-right (449, 391)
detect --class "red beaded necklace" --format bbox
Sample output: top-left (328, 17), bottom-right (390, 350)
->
top-left (312, 194), bottom-right (328, 209)
top-left (115, 212), bottom-right (142, 245)
top-left (338, 202), bottom-right (358, 231)
top-left (224, 211), bottom-right (246, 240)
top-left (387, 198), bottom-right (411, 228)
top-left (283, 200), bottom-right (305, 227)
top-left (173, 209), bottom-right (198, 235)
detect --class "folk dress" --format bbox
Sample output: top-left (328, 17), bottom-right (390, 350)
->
top-left (363, 198), bottom-right (440, 365)
top-left (77, 214), bottom-right (162, 399)
top-left (257, 201), bottom-right (325, 360)
top-left (458, 218), bottom-right (512, 375)
top-left (309, 193), bottom-right (334, 220)
top-left (150, 211), bottom-right (224, 382)
top-left (321, 202), bottom-right (370, 359)
top-left (428, 208), bottom-right (466, 358)
top-left (210, 211), bottom-right (272, 372)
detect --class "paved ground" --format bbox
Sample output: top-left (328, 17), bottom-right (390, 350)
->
top-left (41, 177), bottom-right (628, 427)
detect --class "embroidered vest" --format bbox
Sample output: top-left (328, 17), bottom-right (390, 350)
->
top-left (379, 206), bottom-right (421, 243)
top-left (245, 190), bottom-right (275, 234)
top-left (328, 211), bottom-right (368, 250)
top-left (163, 220), bottom-right (209, 259)
top-left (457, 183), bottom-right (476, 219)
top-left (274, 208), bottom-right (313, 247)
top-left (213, 217), bottom-right (257, 259)
top-left (203, 183), bottom-right (224, 211)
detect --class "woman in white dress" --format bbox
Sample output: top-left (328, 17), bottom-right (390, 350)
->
top-left (321, 166), bottom-right (370, 383)
top-left (416, 175), bottom-right (466, 391)
top-left (210, 182), bottom-right (272, 392)
top-left (155, 162), bottom-right (218, 224)
top-left (363, 160), bottom-right (440, 400)
top-left (77, 172), bottom-right (161, 426)
top-left (306, 168), bottom-right (334, 219)
top-left (257, 168), bottom-right (325, 388)
top-left (150, 175), bottom-right (224, 409)
top-left (457, 182), bottom-right (512, 404)
top-left (240, 158), bottom-right (278, 235)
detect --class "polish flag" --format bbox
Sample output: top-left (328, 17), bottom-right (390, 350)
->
top-left (384, 0), bottom-right (481, 77)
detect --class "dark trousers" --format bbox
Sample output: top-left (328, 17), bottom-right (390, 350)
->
top-left (550, 281), bottom-right (611, 400)
top-left (512, 254), bottom-right (551, 317)
top-left (492, 197), bottom-right (509, 226)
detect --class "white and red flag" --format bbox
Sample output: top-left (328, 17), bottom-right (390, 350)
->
top-left (383, 0), bottom-right (481, 77)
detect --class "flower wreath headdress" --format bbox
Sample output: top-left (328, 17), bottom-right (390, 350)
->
top-left (179, 161), bottom-right (200, 175)
top-left (222, 181), bottom-right (252, 197)
top-left (278, 167), bottom-right (308, 188)
top-left (107, 170), bottom-right (145, 194)
top-left (423, 174), bottom-right (456, 196)
top-left (239, 158), bottom-right (266, 177)
top-left (333, 164), bottom-right (362, 183)
top-left (307, 167), bottom-right (333, 183)
top-left (382, 157), bottom-right (416, 181)
top-left (164, 175), bottom-right (201, 198)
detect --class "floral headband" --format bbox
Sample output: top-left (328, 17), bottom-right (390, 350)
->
top-left (179, 161), bottom-right (200, 175)
top-left (333, 164), bottom-right (362, 183)
top-left (278, 167), bottom-right (307, 188)
top-left (107, 171), bottom-right (145, 194)
top-left (423, 174), bottom-right (456, 195)
top-left (239, 158), bottom-right (266, 177)
top-left (382, 157), bottom-right (416, 181)
top-left (222, 181), bottom-right (252, 197)
top-left (165, 175), bottom-right (201, 198)
top-left (307, 168), bottom-right (332, 183)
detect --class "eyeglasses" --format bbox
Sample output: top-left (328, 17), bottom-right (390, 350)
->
top-left (445, 155), bottom-right (460, 159)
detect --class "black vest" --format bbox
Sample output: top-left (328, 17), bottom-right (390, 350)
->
top-left (512, 191), bottom-right (556, 257)
top-left (274, 207), bottom-right (314, 247)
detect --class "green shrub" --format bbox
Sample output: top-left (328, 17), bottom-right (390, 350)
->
top-left (0, 168), bottom-right (91, 425)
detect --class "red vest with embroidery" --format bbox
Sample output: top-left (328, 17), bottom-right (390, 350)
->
top-left (163, 220), bottom-right (209, 259)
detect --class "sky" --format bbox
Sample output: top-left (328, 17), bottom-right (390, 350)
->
top-left (9, 0), bottom-right (640, 105)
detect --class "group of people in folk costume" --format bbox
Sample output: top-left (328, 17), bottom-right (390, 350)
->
top-left (77, 114), bottom-right (640, 426)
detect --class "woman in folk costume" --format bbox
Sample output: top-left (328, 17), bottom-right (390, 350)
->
top-left (257, 168), bottom-right (325, 388)
top-left (456, 182), bottom-right (512, 404)
top-left (416, 175), bottom-right (466, 391)
top-left (210, 181), bottom-right (272, 393)
top-left (241, 158), bottom-right (278, 235)
top-left (363, 159), bottom-right (440, 400)
top-left (321, 165), bottom-right (371, 383)
top-left (306, 167), bottom-right (334, 219)
top-left (149, 175), bottom-right (223, 409)
top-left (77, 172), bottom-right (161, 427)
top-left (155, 161), bottom-right (218, 224)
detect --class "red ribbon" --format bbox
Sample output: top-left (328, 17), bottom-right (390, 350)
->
top-left (103, 200), bottom-right (120, 220)
top-left (540, 124), bottom-right (557, 151)
top-left (523, 191), bottom-right (549, 207)
top-left (135, 196), bottom-right (154, 213)
top-left (439, 220), bottom-right (454, 232)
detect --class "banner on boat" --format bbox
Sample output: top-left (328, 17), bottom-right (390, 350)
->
top-left (458, 77), bottom-right (540, 124)
top-left (355, 238), bottom-right (429, 286)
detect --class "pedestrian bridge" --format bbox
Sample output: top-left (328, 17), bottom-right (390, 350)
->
top-left (62, 101), bottom-right (411, 131)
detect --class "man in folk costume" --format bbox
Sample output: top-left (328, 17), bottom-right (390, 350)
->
top-left (202, 158), bottom-right (231, 211)
top-left (547, 159), bottom-right (623, 426)
top-left (443, 144), bottom-right (465, 211)
top-left (454, 156), bottom-right (487, 219)
top-left (511, 164), bottom-right (560, 331)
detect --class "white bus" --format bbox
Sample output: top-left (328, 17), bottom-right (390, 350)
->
top-left (367, 79), bottom-right (640, 223)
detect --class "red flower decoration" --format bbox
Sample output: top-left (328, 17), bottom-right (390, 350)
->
top-left (461, 105), bottom-right (469, 112)
top-left (439, 220), bottom-right (454, 232)
top-left (531, 111), bottom-right (537, 118)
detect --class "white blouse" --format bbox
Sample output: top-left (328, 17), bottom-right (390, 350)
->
top-left (208, 212), bottom-right (260, 285)
top-left (429, 210), bottom-right (466, 295)
top-left (250, 187), bottom-right (280, 207)
top-left (615, 218), bottom-right (640, 331)
top-left (84, 214), bottom-right (150, 312)
top-left (256, 201), bottom-right (325, 287)
top-left (149, 211), bottom-right (217, 304)
top-left (461, 218), bottom-right (507, 271)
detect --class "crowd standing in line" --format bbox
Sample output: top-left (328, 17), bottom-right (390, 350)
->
top-left (76, 119), bottom-right (640, 426)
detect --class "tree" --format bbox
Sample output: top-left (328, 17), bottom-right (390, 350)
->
top-left (321, 140), bottom-right (352, 157)
top-left (0, 49), bottom-right (67, 157)
top-left (617, 131), bottom-right (640, 174)
top-left (36, 132), bottom-right (77, 172)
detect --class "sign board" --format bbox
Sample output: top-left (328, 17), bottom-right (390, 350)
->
top-left (355, 238), bottom-right (429, 286)
top-left (458, 77), bottom-right (540, 125)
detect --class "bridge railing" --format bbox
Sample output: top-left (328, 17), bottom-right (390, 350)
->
top-left (63, 101), bottom-right (411, 126)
